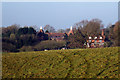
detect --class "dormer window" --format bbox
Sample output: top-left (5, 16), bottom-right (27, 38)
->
top-left (94, 37), bottom-right (97, 39)
top-left (100, 37), bottom-right (102, 39)
top-left (89, 37), bottom-right (92, 39)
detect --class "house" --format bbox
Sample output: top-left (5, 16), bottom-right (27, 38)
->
top-left (86, 29), bottom-right (105, 48)
top-left (46, 33), bottom-right (65, 41)
top-left (38, 26), bottom-right (74, 41)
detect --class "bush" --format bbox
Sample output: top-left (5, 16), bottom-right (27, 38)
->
top-left (2, 42), bottom-right (18, 52)
top-left (20, 46), bottom-right (34, 52)
top-left (34, 40), bottom-right (66, 51)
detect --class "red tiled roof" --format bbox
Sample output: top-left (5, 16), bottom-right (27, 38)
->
top-left (46, 33), bottom-right (65, 37)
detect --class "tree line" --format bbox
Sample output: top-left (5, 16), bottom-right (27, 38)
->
top-left (1, 19), bottom-right (120, 52)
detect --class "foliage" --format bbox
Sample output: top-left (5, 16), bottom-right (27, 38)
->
top-left (107, 21), bottom-right (120, 46)
top-left (2, 24), bottom-right (19, 37)
top-left (20, 46), bottom-right (34, 52)
top-left (19, 34), bottom-right (38, 46)
top-left (10, 33), bottom-right (16, 40)
top-left (2, 37), bottom-right (18, 52)
top-left (17, 27), bottom-right (36, 36)
top-left (2, 42), bottom-right (18, 52)
top-left (2, 19), bottom-right (120, 52)
top-left (2, 26), bottom-right (39, 52)
top-left (67, 29), bottom-right (86, 48)
top-left (34, 40), bottom-right (66, 51)
top-left (2, 47), bottom-right (119, 78)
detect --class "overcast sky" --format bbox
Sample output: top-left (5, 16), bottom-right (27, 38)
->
top-left (2, 2), bottom-right (118, 30)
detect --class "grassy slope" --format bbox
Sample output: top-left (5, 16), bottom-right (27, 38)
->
top-left (2, 47), bottom-right (120, 78)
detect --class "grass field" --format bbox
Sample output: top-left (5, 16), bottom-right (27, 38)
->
top-left (2, 47), bottom-right (120, 78)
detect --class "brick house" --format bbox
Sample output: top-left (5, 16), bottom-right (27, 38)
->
top-left (38, 26), bottom-right (74, 41)
top-left (86, 29), bottom-right (105, 48)
top-left (46, 33), bottom-right (65, 41)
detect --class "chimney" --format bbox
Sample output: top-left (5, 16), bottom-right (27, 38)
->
top-left (102, 29), bottom-right (105, 39)
top-left (102, 29), bottom-right (104, 36)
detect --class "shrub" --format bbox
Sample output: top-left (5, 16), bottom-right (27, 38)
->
top-left (2, 42), bottom-right (18, 52)
top-left (20, 46), bottom-right (34, 52)
top-left (34, 40), bottom-right (66, 51)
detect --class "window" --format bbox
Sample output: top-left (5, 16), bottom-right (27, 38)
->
top-left (89, 37), bottom-right (92, 39)
top-left (100, 37), bottom-right (102, 39)
top-left (94, 37), bottom-right (97, 39)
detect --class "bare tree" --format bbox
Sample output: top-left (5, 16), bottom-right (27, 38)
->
top-left (83, 19), bottom-right (103, 36)
top-left (57, 29), bottom-right (65, 33)
top-left (73, 19), bottom-right (103, 36)
top-left (44, 25), bottom-right (56, 33)
top-left (73, 20), bottom-right (89, 29)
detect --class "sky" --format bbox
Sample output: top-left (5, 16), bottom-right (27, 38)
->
top-left (2, 2), bottom-right (118, 30)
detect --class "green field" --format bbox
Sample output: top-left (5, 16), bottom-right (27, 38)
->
top-left (2, 47), bottom-right (120, 78)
